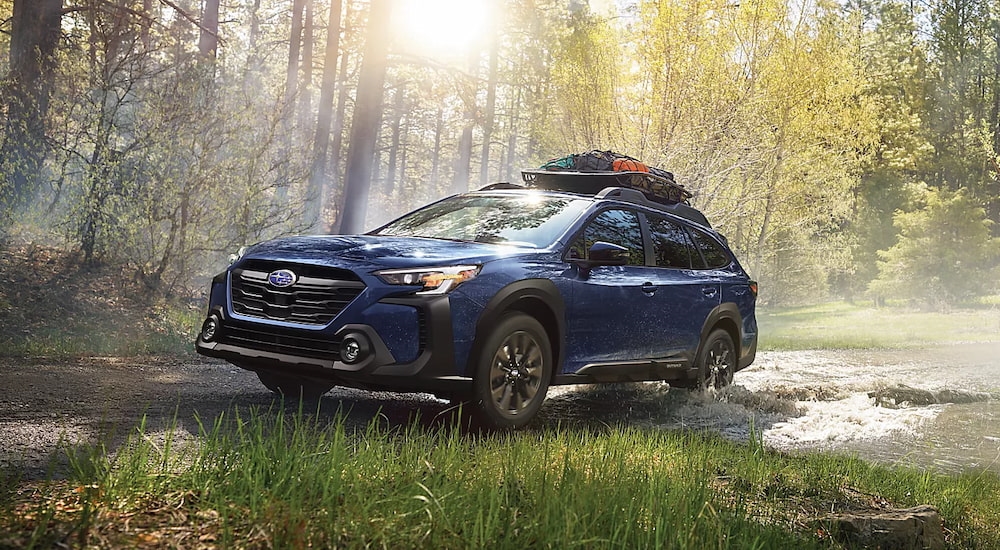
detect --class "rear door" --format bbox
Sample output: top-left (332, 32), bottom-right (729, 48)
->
top-left (642, 212), bottom-right (722, 361)
top-left (687, 225), bottom-right (755, 353)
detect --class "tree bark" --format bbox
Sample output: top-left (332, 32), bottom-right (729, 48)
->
top-left (1, 0), bottom-right (62, 217)
top-left (336, 0), bottom-right (391, 234)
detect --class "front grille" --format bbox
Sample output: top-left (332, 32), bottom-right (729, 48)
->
top-left (230, 261), bottom-right (365, 326)
top-left (220, 323), bottom-right (341, 360)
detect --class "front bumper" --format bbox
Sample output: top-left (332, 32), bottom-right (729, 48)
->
top-left (195, 295), bottom-right (473, 395)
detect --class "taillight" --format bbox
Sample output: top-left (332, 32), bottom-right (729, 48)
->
top-left (749, 281), bottom-right (758, 297)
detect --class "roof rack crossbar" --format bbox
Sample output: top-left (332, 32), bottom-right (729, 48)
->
top-left (478, 182), bottom-right (523, 191)
top-left (594, 186), bottom-right (649, 203)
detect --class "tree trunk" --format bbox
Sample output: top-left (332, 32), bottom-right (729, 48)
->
top-left (505, 87), bottom-right (521, 181)
top-left (479, 35), bottom-right (499, 186)
top-left (329, 39), bottom-right (351, 179)
top-left (198, 0), bottom-right (220, 59)
top-left (305, 0), bottom-right (343, 230)
top-left (335, 0), bottom-right (391, 234)
top-left (276, 0), bottom-right (305, 204)
top-left (326, 0), bottom-right (354, 225)
top-left (430, 107), bottom-right (444, 185)
top-left (385, 85), bottom-right (405, 196)
top-left (1, 0), bottom-right (62, 217)
top-left (299, 0), bottom-right (314, 131)
top-left (141, 0), bottom-right (153, 50)
top-left (285, 0), bottom-right (305, 107)
top-left (990, 19), bottom-right (1000, 226)
top-left (451, 126), bottom-right (473, 195)
top-left (450, 48), bottom-right (481, 195)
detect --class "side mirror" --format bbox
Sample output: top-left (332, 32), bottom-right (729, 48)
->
top-left (583, 241), bottom-right (629, 267)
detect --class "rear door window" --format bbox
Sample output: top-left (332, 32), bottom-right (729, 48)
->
top-left (646, 213), bottom-right (695, 269)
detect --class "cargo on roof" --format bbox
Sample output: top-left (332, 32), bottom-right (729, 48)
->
top-left (523, 150), bottom-right (693, 205)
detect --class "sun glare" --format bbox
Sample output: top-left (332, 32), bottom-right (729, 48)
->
top-left (392, 0), bottom-right (495, 62)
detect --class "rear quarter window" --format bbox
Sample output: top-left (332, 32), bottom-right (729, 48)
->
top-left (688, 228), bottom-right (732, 269)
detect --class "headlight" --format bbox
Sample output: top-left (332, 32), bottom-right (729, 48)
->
top-left (228, 246), bottom-right (248, 265)
top-left (376, 265), bottom-right (481, 295)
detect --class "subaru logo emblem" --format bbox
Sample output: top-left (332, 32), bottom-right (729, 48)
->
top-left (267, 269), bottom-right (297, 288)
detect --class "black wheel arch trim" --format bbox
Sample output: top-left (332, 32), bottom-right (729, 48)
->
top-left (468, 279), bottom-right (566, 378)
top-left (694, 303), bottom-right (747, 372)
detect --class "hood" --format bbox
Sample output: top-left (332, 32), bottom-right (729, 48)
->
top-left (241, 235), bottom-right (534, 270)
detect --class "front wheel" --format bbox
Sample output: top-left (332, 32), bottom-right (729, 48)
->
top-left (693, 329), bottom-right (736, 391)
top-left (471, 313), bottom-right (552, 429)
top-left (256, 370), bottom-right (334, 400)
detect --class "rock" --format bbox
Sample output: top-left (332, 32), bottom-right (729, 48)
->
top-left (869, 385), bottom-right (938, 407)
top-left (821, 505), bottom-right (944, 550)
top-left (870, 385), bottom-right (993, 408)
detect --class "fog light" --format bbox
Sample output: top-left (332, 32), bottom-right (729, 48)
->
top-left (339, 334), bottom-right (370, 364)
top-left (201, 317), bottom-right (219, 342)
top-left (342, 340), bottom-right (360, 362)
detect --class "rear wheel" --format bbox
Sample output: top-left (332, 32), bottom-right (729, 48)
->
top-left (256, 371), bottom-right (334, 400)
top-left (472, 313), bottom-right (552, 429)
top-left (693, 329), bottom-right (736, 391)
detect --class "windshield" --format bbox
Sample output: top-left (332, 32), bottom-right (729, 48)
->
top-left (373, 194), bottom-right (591, 248)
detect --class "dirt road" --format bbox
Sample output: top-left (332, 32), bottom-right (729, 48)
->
top-left (3, 346), bottom-right (999, 478)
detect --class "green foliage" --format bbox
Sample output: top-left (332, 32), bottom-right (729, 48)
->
top-left (869, 186), bottom-right (1000, 307)
top-left (549, 9), bottom-right (622, 150)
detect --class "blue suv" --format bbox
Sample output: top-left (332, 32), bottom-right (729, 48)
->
top-left (196, 175), bottom-right (757, 428)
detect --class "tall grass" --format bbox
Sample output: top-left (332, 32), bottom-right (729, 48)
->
top-left (4, 405), bottom-right (999, 548)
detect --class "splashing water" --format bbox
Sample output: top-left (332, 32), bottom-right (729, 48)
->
top-left (545, 343), bottom-right (1000, 473)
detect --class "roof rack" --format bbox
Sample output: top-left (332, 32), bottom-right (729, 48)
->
top-left (477, 182), bottom-right (524, 191)
top-left (521, 169), bottom-right (693, 205)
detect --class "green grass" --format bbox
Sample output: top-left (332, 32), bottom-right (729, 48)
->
top-left (2, 407), bottom-right (999, 548)
top-left (758, 302), bottom-right (1000, 350)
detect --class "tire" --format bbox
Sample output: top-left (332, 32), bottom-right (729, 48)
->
top-left (256, 370), bottom-right (334, 400)
top-left (471, 312), bottom-right (552, 429)
top-left (692, 329), bottom-right (736, 391)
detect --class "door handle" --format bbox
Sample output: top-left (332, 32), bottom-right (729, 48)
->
top-left (642, 282), bottom-right (657, 295)
top-left (702, 286), bottom-right (718, 297)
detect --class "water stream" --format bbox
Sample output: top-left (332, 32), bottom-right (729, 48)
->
top-left (544, 343), bottom-right (1000, 474)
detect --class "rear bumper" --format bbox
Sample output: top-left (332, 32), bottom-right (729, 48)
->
top-left (738, 334), bottom-right (757, 370)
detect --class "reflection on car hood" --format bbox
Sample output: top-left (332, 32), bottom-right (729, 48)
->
top-left (242, 235), bottom-right (532, 270)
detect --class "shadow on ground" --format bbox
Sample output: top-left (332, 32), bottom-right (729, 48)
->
top-left (0, 356), bottom-right (800, 480)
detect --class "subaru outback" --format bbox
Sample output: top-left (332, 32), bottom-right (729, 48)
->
top-left (196, 174), bottom-right (757, 428)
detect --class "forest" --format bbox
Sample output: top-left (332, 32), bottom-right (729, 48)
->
top-left (1, 0), bottom-right (999, 307)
